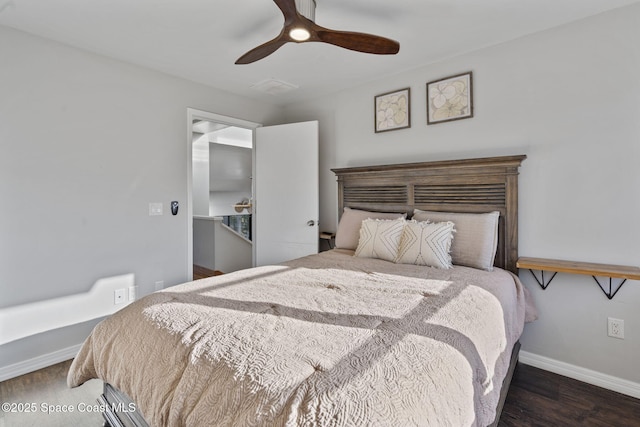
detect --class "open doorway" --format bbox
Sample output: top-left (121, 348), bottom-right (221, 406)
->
top-left (187, 109), bottom-right (260, 280)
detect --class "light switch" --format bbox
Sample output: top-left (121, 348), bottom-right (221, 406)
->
top-left (128, 286), bottom-right (138, 302)
top-left (149, 202), bottom-right (163, 216)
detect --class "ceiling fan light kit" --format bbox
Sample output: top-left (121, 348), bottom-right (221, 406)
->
top-left (235, 0), bottom-right (400, 64)
top-left (289, 28), bottom-right (311, 41)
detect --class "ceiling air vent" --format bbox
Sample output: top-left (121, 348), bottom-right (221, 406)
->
top-left (250, 78), bottom-right (299, 95)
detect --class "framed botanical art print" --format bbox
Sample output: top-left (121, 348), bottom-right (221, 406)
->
top-left (426, 72), bottom-right (473, 125)
top-left (374, 87), bottom-right (410, 132)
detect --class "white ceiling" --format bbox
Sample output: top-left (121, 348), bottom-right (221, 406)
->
top-left (1, 0), bottom-right (638, 106)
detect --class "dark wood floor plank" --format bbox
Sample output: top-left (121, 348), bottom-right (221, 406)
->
top-left (499, 363), bottom-right (640, 427)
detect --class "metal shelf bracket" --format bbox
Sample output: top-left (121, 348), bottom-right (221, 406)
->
top-left (517, 257), bottom-right (640, 301)
top-left (592, 276), bottom-right (627, 300)
top-left (528, 269), bottom-right (557, 290)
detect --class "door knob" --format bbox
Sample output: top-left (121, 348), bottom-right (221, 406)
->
top-left (307, 220), bottom-right (315, 226)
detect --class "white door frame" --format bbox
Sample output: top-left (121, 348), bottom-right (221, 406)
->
top-left (186, 108), bottom-right (261, 280)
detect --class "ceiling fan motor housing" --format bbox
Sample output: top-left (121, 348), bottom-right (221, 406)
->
top-left (295, 0), bottom-right (315, 21)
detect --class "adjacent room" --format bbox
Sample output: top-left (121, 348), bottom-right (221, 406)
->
top-left (1, 0), bottom-right (639, 426)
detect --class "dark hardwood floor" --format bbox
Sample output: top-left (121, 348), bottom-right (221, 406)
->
top-left (2, 360), bottom-right (639, 426)
top-left (499, 364), bottom-right (640, 427)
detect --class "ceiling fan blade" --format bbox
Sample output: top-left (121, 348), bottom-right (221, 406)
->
top-left (235, 35), bottom-right (288, 64)
top-left (316, 29), bottom-right (399, 55)
top-left (273, 0), bottom-right (298, 21)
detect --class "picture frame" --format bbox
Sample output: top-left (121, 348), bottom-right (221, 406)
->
top-left (426, 72), bottom-right (473, 125)
top-left (374, 87), bottom-right (411, 133)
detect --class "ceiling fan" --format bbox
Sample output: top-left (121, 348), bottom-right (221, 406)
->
top-left (235, 0), bottom-right (400, 64)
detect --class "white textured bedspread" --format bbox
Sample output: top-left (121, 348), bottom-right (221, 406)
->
top-left (68, 249), bottom-right (535, 427)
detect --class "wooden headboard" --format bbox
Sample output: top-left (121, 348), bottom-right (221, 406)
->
top-left (331, 155), bottom-right (526, 273)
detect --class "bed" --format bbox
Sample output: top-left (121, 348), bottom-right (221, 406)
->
top-left (68, 155), bottom-right (535, 427)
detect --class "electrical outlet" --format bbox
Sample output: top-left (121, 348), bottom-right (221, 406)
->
top-left (114, 288), bottom-right (126, 305)
top-left (155, 280), bottom-right (164, 291)
top-left (608, 317), bottom-right (624, 339)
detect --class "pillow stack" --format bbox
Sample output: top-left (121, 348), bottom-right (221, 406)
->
top-left (335, 207), bottom-right (501, 270)
top-left (335, 207), bottom-right (406, 250)
top-left (412, 210), bottom-right (499, 271)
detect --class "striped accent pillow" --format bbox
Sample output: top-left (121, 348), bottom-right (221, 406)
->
top-left (354, 218), bottom-right (406, 262)
top-left (395, 220), bottom-right (455, 268)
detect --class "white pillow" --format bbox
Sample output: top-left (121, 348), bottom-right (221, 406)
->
top-left (395, 220), bottom-right (455, 269)
top-left (354, 218), bottom-right (406, 262)
top-left (335, 207), bottom-right (407, 250)
top-left (412, 210), bottom-right (499, 271)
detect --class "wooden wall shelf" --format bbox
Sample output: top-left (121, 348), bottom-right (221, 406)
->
top-left (517, 257), bottom-right (640, 300)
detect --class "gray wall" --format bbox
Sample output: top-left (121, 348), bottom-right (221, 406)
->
top-left (283, 4), bottom-right (640, 385)
top-left (2, 3), bottom-right (639, 391)
top-left (0, 25), bottom-right (284, 367)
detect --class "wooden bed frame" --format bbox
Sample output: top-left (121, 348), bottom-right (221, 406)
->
top-left (332, 155), bottom-right (526, 274)
top-left (99, 154), bottom-right (527, 427)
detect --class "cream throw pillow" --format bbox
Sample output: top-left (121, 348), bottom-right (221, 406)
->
top-left (395, 220), bottom-right (455, 269)
top-left (335, 207), bottom-right (407, 250)
top-left (354, 218), bottom-right (406, 262)
top-left (412, 210), bottom-right (499, 271)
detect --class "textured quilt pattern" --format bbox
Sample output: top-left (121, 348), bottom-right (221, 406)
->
top-left (68, 250), bottom-right (531, 427)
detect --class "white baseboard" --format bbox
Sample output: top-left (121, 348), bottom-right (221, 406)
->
top-left (519, 350), bottom-right (640, 399)
top-left (0, 344), bottom-right (82, 382)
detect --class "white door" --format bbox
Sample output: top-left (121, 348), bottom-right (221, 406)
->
top-left (255, 121), bottom-right (319, 266)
